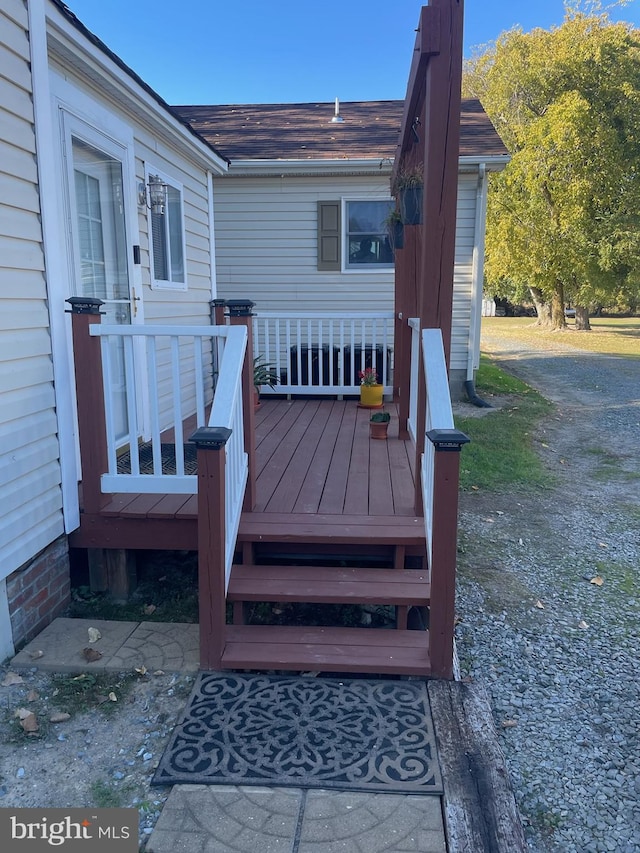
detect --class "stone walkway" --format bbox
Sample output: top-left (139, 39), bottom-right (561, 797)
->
top-left (12, 618), bottom-right (448, 853)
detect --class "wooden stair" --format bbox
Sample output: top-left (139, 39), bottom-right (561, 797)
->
top-left (221, 514), bottom-right (432, 676)
top-left (227, 565), bottom-right (430, 605)
top-left (221, 625), bottom-right (431, 676)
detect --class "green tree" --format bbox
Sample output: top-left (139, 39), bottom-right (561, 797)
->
top-left (465, 1), bottom-right (640, 329)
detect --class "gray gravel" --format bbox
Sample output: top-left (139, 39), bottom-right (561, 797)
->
top-left (455, 328), bottom-right (640, 852)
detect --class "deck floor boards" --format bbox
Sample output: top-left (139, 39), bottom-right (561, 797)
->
top-left (72, 398), bottom-right (420, 549)
top-left (256, 399), bottom-right (416, 518)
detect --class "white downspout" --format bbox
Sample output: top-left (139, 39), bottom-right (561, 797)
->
top-left (467, 163), bottom-right (489, 381)
top-left (207, 170), bottom-right (218, 299)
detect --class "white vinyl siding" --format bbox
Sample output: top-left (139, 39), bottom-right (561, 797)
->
top-left (0, 2), bottom-right (64, 582)
top-left (47, 60), bottom-right (218, 454)
top-left (213, 171), bottom-right (477, 370)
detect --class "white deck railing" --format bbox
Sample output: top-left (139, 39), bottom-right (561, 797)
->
top-left (91, 322), bottom-right (248, 587)
top-left (253, 311), bottom-right (394, 395)
top-left (90, 324), bottom-right (245, 496)
top-left (419, 328), bottom-right (455, 569)
top-left (205, 326), bottom-right (249, 585)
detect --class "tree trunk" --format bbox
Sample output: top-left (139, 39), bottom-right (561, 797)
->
top-left (530, 287), bottom-right (552, 326)
top-left (551, 282), bottom-right (566, 329)
top-left (575, 305), bottom-right (591, 330)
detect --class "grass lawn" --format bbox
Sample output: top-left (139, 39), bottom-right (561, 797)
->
top-left (482, 316), bottom-right (640, 359)
top-left (455, 355), bottom-right (555, 493)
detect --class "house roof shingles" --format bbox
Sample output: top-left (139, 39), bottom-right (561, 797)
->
top-left (173, 98), bottom-right (508, 162)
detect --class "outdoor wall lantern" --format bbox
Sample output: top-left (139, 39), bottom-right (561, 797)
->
top-left (138, 174), bottom-right (168, 215)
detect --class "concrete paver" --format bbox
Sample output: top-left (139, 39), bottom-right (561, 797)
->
top-left (10, 619), bottom-right (448, 853)
top-left (299, 791), bottom-right (446, 853)
top-left (11, 618), bottom-right (139, 672)
top-left (147, 786), bottom-right (446, 853)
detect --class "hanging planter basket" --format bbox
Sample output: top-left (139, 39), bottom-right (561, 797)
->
top-left (399, 186), bottom-right (423, 226)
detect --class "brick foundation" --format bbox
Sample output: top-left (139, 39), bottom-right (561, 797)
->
top-left (6, 536), bottom-right (71, 649)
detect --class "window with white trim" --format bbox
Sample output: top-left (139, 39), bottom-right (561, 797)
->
top-left (147, 169), bottom-right (186, 289)
top-left (345, 199), bottom-right (394, 270)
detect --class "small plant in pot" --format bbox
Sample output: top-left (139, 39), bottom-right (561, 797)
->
top-left (253, 355), bottom-right (278, 408)
top-left (393, 163), bottom-right (423, 226)
top-left (369, 409), bottom-right (391, 440)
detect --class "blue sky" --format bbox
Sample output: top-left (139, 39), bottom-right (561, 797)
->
top-left (64, 0), bottom-right (640, 104)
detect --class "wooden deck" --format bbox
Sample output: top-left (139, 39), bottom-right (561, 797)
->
top-left (71, 397), bottom-right (431, 676)
top-left (70, 398), bottom-right (422, 552)
top-left (253, 398), bottom-right (416, 517)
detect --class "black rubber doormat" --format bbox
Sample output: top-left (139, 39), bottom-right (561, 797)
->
top-left (152, 673), bottom-right (443, 794)
top-left (117, 442), bottom-right (197, 475)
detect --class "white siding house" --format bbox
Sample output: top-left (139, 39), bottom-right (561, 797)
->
top-left (0, 0), bottom-right (227, 656)
top-left (175, 100), bottom-right (509, 397)
top-left (0, 0), bottom-right (63, 660)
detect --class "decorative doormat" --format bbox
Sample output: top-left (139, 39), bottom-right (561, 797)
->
top-left (152, 673), bottom-right (442, 794)
top-left (117, 442), bottom-right (197, 475)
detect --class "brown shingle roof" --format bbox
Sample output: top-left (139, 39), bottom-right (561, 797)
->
top-left (173, 98), bottom-right (508, 162)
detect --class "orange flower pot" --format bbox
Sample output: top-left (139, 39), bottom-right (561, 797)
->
top-left (359, 384), bottom-right (384, 408)
top-left (370, 421), bottom-right (389, 440)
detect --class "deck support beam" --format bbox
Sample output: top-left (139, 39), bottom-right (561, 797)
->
top-left (191, 426), bottom-right (232, 671)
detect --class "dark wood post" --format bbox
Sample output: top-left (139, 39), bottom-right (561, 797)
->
top-left (66, 297), bottom-right (108, 515)
top-left (210, 298), bottom-right (226, 325)
top-left (394, 224), bottom-right (417, 440)
top-left (425, 428), bottom-right (469, 679)
top-left (419, 0), bottom-right (464, 362)
top-left (226, 299), bottom-right (256, 511)
top-left (190, 426), bottom-right (232, 671)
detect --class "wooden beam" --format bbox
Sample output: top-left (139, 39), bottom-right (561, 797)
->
top-left (428, 680), bottom-right (528, 852)
top-left (425, 428), bottom-right (468, 678)
top-left (191, 427), bottom-right (232, 671)
top-left (67, 298), bottom-right (109, 515)
top-left (419, 0), bottom-right (464, 354)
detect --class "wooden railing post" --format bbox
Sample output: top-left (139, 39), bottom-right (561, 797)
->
top-left (395, 314), bottom-right (411, 440)
top-left (66, 297), bottom-right (108, 515)
top-left (426, 428), bottom-right (469, 679)
top-left (190, 426), bottom-right (232, 671)
top-left (226, 299), bottom-right (256, 511)
top-left (210, 298), bottom-right (227, 325)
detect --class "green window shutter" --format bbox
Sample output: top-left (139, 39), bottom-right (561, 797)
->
top-left (317, 201), bottom-right (341, 271)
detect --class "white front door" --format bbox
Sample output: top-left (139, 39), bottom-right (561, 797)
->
top-left (64, 121), bottom-right (140, 443)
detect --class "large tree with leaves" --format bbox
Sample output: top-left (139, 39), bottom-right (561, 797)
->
top-left (464, 2), bottom-right (640, 328)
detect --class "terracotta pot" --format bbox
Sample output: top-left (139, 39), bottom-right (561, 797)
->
top-left (370, 421), bottom-right (389, 440)
top-left (360, 384), bottom-right (384, 408)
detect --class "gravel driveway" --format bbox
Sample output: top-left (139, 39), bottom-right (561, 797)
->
top-left (455, 327), bottom-right (640, 853)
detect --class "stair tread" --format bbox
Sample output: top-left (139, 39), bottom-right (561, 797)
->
top-left (238, 513), bottom-right (425, 545)
top-left (228, 565), bottom-right (430, 605)
top-left (221, 625), bottom-right (431, 675)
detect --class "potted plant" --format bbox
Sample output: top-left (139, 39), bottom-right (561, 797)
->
top-left (394, 163), bottom-right (423, 226)
top-left (385, 208), bottom-right (404, 251)
top-left (359, 367), bottom-right (384, 408)
top-left (253, 355), bottom-right (278, 408)
top-left (369, 409), bottom-right (391, 440)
